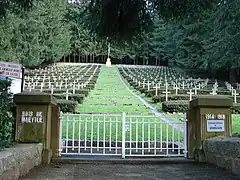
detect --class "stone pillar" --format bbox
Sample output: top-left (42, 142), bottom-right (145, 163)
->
top-left (14, 92), bottom-right (60, 164)
top-left (187, 96), bottom-right (232, 162)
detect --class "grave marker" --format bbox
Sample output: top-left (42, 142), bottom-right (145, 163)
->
top-left (233, 89), bottom-right (239, 103)
top-left (187, 89), bottom-right (194, 101)
top-left (163, 83), bottom-right (171, 101)
top-left (173, 85), bottom-right (180, 95)
top-left (154, 83), bottom-right (160, 96)
top-left (210, 88), bottom-right (217, 95)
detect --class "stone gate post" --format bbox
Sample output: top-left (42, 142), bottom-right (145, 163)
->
top-left (187, 96), bottom-right (233, 162)
top-left (14, 92), bottom-right (60, 164)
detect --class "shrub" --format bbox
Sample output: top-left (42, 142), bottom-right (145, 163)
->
top-left (162, 100), bottom-right (189, 113)
top-left (57, 99), bottom-right (78, 113)
top-left (53, 94), bottom-right (85, 103)
top-left (0, 79), bottom-right (14, 149)
top-left (232, 103), bottom-right (240, 114)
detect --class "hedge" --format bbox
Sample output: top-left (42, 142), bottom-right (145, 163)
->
top-left (0, 79), bottom-right (14, 149)
top-left (138, 88), bottom-right (231, 98)
top-left (57, 99), bottom-right (78, 113)
top-left (152, 94), bottom-right (240, 103)
top-left (162, 100), bottom-right (240, 114)
top-left (54, 94), bottom-right (85, 103)
top-left (44, 89), bottom-right (89, 96)
top-left (162, 100), bottom-right (189, 113)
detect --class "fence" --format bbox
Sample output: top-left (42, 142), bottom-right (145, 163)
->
top-left (59, 113), bottom-right (187, 158)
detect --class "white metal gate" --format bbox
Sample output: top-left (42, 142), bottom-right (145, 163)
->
top-left (58, 113), bottom-right (188, 158)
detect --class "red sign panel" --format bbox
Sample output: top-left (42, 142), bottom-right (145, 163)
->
top-left (0, 61), bottom-right (22, 79)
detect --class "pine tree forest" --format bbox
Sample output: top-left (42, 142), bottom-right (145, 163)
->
top-left (0, 0), bottom-right (239, 81)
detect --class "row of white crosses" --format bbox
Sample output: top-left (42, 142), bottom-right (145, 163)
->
top-left (225, 81), bottom-right (239, 103)
top-left (120, 66), bottom-right (211, 99)
top-left (24, 65), bottom-right (99, 96)
top-left (122, 65), bottom-right (240, 103)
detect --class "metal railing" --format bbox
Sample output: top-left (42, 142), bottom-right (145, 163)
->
top-left (59, 112), bottom-right (188, 158)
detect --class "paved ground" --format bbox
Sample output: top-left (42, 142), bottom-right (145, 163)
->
top-left (21, 162), bottom-right (239, 180)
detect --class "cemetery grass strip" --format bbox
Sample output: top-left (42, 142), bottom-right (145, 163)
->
top-left (77, 66), bottom-right (151, 114)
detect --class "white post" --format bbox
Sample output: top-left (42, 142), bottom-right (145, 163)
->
top-left (66, 89), bottom-right (69, 100)
top-left (147, 81), bottom-right (150, 91)
top-left (58, 111), bottom-right (63, 156)
top-left (122, 112), bottom-right (126, 159)
top-left (183, 118), bottom-right (188, 158)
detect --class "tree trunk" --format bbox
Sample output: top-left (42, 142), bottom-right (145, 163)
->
top-left (229, 69), bottom-right (236, 83)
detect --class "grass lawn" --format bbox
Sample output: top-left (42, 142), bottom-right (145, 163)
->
top-left (232, 114), bottom-right (240, 134)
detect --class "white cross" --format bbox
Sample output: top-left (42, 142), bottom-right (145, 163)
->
top-left (210, 88), bottom-right (217, 95)
top-left (163, 83), bottom-right (171, 101)
top-left (182, 81), bottom-right (185, 89)
top-left (154, 83), bottom-right (160, 96)
top-left (237, 83), bottom-right (240, 90)
top-left (66, 89), bottom-right (70, 100)
top-left (73, 86), bottom-right (76, 94)
top-left (233, 89), bottom-right (239, 103)
top-left (142, 80), bottom-right (147, 88)
top-left (173, 85), bottom-right (180, 95)
top-left (147, 81), bottom-right (151, 91)
top-left (231, 87), bottom-right (234, 96)
top-left (138, 81), bottom-right (141, 87)
top-left (197, 83), bottom-right (201, 89)
top-left (51, 86), bottom-right (54, 94)
top-left (187, 89), bottom-right (194, 101)
top-left (40, 83), bottom-right (44, 92)
top-left (193, 86), bottom-right (199, 95)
